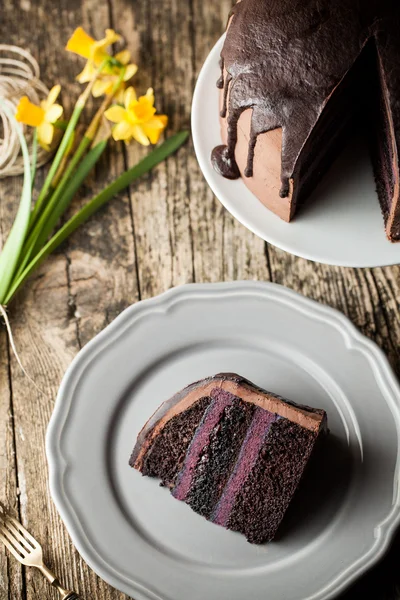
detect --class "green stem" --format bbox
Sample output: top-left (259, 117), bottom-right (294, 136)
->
top-left (17, 93), bottom-right (119, 275)
top-left (30, 129), bottom-right (38, 190)
top-left (16, 138), bottom-right (107, 278)
top-left (16, 134), bottom-right (92, 276)
top-left (0, 103), bottom-right (32, 304)
top-left (4, 131), bottom-right (189, 305)
top-left (29, 103), bottom-right (83, 228)
top-left (28, 59), bottom-right (108, 230)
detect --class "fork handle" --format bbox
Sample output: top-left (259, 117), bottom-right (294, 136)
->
top-left (54, 584), bottom-right (82, 600)
top-left (38, 565), bottom-right (81, 600)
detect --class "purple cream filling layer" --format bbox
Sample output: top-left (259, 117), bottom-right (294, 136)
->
top-left (212, 408), bottom-right (279, 527)
top-left (172, 389), bottom-right (234, 501)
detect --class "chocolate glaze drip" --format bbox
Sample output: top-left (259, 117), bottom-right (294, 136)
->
top-left (211, 145), bottom-right (241, 179)
top-left (212, 0), bottom-right (400, 202)
top-left (216, 59), bottom-right (224, 89)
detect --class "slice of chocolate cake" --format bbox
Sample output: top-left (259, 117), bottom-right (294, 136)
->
top-left (211, 0), bottom-right (400, 242)
top-left (130, 373), bottom-right (327, 544)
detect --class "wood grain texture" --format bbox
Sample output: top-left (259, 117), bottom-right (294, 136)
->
top-left (0, 0), bottom-right (399, 599)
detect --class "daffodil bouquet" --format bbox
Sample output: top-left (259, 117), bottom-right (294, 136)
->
top-left (0, 27), bottom-right (188, 313)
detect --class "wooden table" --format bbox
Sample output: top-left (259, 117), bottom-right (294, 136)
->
top-left (1, 1), bottom-right (399, 598)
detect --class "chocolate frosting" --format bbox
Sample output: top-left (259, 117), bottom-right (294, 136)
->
top-left (131, 373), bottom-right (327, 470)
top-left (212, 0), bottom-right (400, 203)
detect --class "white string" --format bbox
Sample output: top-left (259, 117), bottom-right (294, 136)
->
top-left (0, 304), bottom-right (44, 394)
top-left (0, 45), bottom-right (53, 178)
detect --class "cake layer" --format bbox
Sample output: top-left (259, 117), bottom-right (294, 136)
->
top-left (140, 395), bottom-right (211, 487)
top-left (178, 389), bottom-right (256, 519)
top-left (131, 377), bottom-right (327, 544)
top-left (225, 415), bottom-right (318, 543)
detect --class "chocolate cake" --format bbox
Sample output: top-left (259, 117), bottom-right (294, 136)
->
top-left (211, 0), bottom-right (400, 242)
top-left (130, 373), bottom-right (327, 544)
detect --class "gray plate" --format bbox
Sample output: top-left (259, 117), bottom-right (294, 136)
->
top-left (47, 282), bottom-right (400, 600)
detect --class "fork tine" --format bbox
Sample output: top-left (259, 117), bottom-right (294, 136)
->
top-left (5, 515), bottom-right (39, 548)
top-left (0, 528), bottom-right (26, 559)
top-left (1, 518), bottom-right (34, 552)
top-left (1, 511), bottom-right (38, 548)
top-left (0, 531), bottom-right (22, 562)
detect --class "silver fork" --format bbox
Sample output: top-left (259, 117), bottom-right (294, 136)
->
top-left (0, 503), bottom-right (81, 599)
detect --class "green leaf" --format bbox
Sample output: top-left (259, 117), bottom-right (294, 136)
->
top-left (0, 101), bottom-right (32, 304)
top-left (16, 137), bottom-right (106, 277)
top-left (28, 103), bottom-right (84, 229)
top-left (4, 131), bottom-right (189, 305)
top-left (54, 119), bottom-right (68, 131)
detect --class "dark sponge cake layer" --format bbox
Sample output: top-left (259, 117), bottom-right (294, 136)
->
top-left (186, 390), bottom-right (256, 519)
top-left (226, 417), bottom-right (318, 544)
top-left (135, 395), bottom-right (212, 488)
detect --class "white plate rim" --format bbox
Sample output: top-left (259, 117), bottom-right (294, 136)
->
top-left (46, 281), bottom-right (400, 600)
top-left (191, 35), bottom-right (400, 268)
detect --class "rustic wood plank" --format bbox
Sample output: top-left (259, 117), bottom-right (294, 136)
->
top-left (0, 134), bottom-right (27, 600)
top-left (0, 0), bottom-right (137, 598)
top-left (111, 0), bottom-right (196, 300)
top-left (0, 330), bottom-right (24, 600)
top-left (0, 0), bottom-right (399, 599)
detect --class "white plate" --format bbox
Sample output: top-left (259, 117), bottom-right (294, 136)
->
top-left (47, 282), bottom-right (400, 600)
top-left (191, 36), bottom-right (400, 267)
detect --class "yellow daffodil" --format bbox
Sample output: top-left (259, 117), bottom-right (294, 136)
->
top-left (66, 27), bottom-right (137, 97)
top-left (92, 51), bottom-right (138, 99)
top-left (15, 85), bottom-right (63, 151)
top-left (66, 26), bottom-right (119, 64)
top-left (104, 87), bottom-right (168, 146)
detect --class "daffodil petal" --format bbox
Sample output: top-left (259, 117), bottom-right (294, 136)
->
top-left (124, 86), bottom-right (137, 108)
top-left (45, 103), bottom-right (63, 124)
top-left (92, 29), bottom-right (121, 64)
top-left (76, 60), bottom-right (96, 84)
top-left (104, 29), bottom-right (121, 46)
top-left (123, 63), bottom-right (138, 82)
top-left (105, 105), bottom-right (128, 123)
top-left (15, 96), bottom-right (45, 127)
top-left (112, 121), bottom-right (134, 141)
top-left (145, 88), bottom-right (155, 105)
top-left (46, 85), bottom-right (61, 107)
top-left (144, 115), bottom-right (168, 130)
top-left (115, 50), bottom-right (131, 65)
top-left (92, 79), bottom-right (111, 97)
top-left (66, 27), bottom-right (95, 59)
top-left (130, 124), bottom-right (150, 146)
top-left (143, 116), bottom-right (168, 144)
top-left (115, 85), bottom-right (126, 104)
top-left (37, 122), bottom-right (54, 147)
